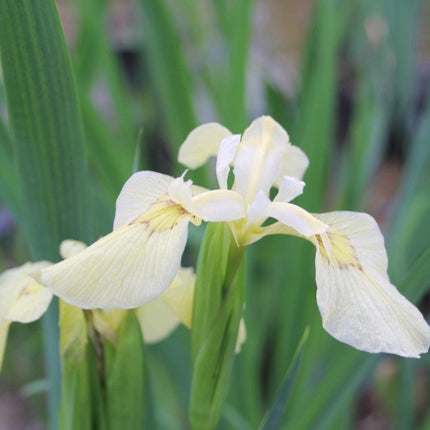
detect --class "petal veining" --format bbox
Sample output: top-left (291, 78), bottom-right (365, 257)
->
top-left (114, 171), bottom-right (175, 230)
top-left (42, 203), bottom-right (193, 309)
top-left (313, 211), bottom-right (430, 357)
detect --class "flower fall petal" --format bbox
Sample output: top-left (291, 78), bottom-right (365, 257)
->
top-left (313, 211), bottom-right (430, 357)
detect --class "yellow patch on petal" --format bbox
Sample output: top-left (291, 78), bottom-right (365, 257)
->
top-left (41, 198), bottom-right (196, 309)
top-left (316, 232), bottom-right (363, 272)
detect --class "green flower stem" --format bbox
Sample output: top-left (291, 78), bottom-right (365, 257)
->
top-left (103, 312), bottom-right (146, 430)
top-left (190, 223), bottom-right (246, 430)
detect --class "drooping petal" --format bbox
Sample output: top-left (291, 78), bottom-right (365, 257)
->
top-left (274, 176), bottom-right (305, 203)
top-left (275, 145), bottom-right (309, 184)
top-left (216, 134), bottom-right (241, 189)
top-left (114, 171), bottom-right (175, 230)
top-left (135, 266), bottom-right (195, 343)
top-left (7, 280), bottom-right (53, 323)
top-left (178, 123), bottom-right (232, 169)
top-left (267, 202), bottom-right (328, 238)
top-left (0, 262), bottom-right (53, 371)
top-left (158, 266), bottom-right (195, 328)
top-left (233, 116), bottom-right (289, 202)
top-left (135, 299), bottom-right (180, 344)
top-left (41, 203), bottom-right (194, 309)
top-left (168, 176), bottom-right (245, 222)
top-left (60, 240), bottom-right (87, 259)
top-left (312, 211), bottom-right (430, 357)
top-left (0, 262), bottom-right (52, 323)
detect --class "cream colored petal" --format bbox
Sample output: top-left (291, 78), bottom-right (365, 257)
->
top-left (60, 240), bottom-right (88, 259)
top-left (313, 211), bottom-right (430, 357)
top-left (247, 191), bottom-right (271, 226)
top-left (0, 321), bottom-right (11, 371)
top-left (234, 116), bottom-right (288, 202)
top-left (267, 202), bottom-right (328, 238)
top-left (114, 171), bottom-right (175, 230)
top-left (41, 205), bottom-right (193, 309)
top-left (135, 266), bottom-right (195, 343)
top-left (275, 145), bottom-right (309, 184)
top-left (216, 134), bottom-right (241, 189)
top-left (7, 281), bottom-right (53, 323)
top-left (178, 123), bottom-right (232, 169)
top-left (191, 190), bottom-right (245, 221)
top-left (159, 267), bottom-right (195, 328)
top-left (312, 211), bottom-right (389, 273)
top-left (1, 262), bottom-right (52, 323)
top-left (169, 176), bottom-right (245, 222)
top-left (274, 176), bottom-right (305, 203)
top-left (59, 301), bottom-right (87, 361)
top-left (135, 299), bottom-right (180, 343)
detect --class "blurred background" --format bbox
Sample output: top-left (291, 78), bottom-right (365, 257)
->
top-left (1, 0), bottom-right (430, 428)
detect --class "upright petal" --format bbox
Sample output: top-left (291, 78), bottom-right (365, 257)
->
top-left (216, 134), bottom-right (241, 189)
top-left (41, 202), bottom-right (194, 309)
top-left (313, 211), bottom-right (430, 357)
top-left (233, 116), bottom-right (290, 202)
top-left (178, 123), bottom-right (232, 169)
top-left (275, 145), bottom-right (309, 184)
top-left (114, 171), bottom-right (175, 229)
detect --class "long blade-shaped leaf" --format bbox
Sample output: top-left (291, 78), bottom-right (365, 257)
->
top-left (0, 1), bottom-right (92, 427)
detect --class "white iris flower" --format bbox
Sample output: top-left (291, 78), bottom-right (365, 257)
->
top-left (41, 116), bottom-right (430, 357)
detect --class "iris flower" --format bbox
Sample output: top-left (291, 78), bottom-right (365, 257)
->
top-left (0, 241), bottom-right (196, 369)
top-left (41, 116), bottom-right (430, 357)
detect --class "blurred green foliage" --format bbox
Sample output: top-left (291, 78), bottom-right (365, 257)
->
top-left (0, 0), bottom-right (429, 428)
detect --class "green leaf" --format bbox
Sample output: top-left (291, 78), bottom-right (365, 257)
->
top-left (259, 327), bottom-right (309, 430)
top-left (0, 0), bottom-right (92, 258)
top-left (0, 1), bottom-right (92, 427)
top-left (0, 118), bottom-right (21, 219)
top-left (104, 312), bottom-right (146, 430)
top-left (138, 0), bottom-right (197, 158)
